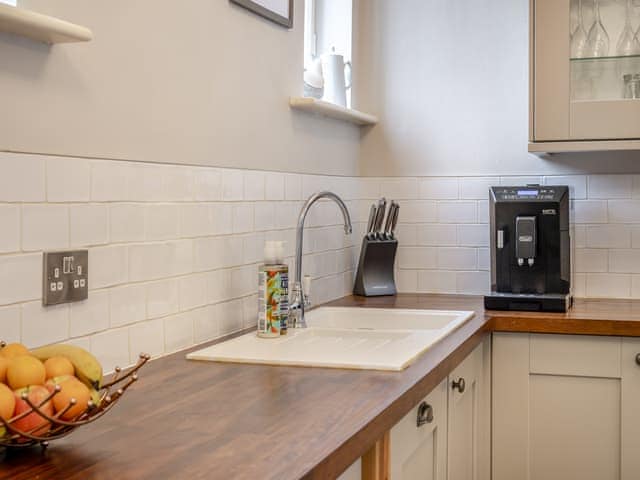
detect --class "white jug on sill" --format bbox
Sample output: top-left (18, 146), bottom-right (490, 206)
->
top-left (320, 48), bottom-right (352, 108)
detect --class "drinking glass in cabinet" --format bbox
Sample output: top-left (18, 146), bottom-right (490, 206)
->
top-left (585, 0), bottom-right (610, 57)
top-left (616, 0), bottom-right (640, 56)
top-left (571, 0), bottom-right (589, 58)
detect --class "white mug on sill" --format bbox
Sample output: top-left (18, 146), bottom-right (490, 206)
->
top-left (320, 49), bottom-right (352, 108)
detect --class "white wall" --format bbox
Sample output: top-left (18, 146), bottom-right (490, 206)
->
top-left (354, 0), bottom-right (640, 177)
top-left (0, 0), bottom-right (360, 176)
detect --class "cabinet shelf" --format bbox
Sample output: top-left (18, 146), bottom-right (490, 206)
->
top-left (0, 4), bottom-right (92, 44)
top-left (529, 139), bottom-right (640, 153)
top-left (289, 97), bottom-right (378, 126)
top-left (570, 53), bottom-right (640, 62)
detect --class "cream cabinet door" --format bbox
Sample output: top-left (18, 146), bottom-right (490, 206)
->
top-left (494, 333), bottom-right (640, 480)
top-left (447, 341), bottom-right (486, 480)
top-left (337, 458), bottom-right (361, 480)
top-left (390, 378), bottom-right (448, 480)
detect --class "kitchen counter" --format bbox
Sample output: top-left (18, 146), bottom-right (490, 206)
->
top-left (3, 294), bottom-right (640, 480)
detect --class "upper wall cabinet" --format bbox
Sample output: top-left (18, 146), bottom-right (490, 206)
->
top-left (530, 0), bottom-right (640, 152)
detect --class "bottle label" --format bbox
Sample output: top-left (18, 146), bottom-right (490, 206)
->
top-left (258, 267), bottom-right (288, 337)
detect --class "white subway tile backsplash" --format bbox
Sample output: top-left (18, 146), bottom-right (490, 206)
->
top-left (588, 175), bottom-right (632, 199)
top-left (90, 328), bottom-right (130, 371)
top-left (145, 204), bottom-right (180, 240)
top-left (609, 249), bottom-right (640, 273)
top-left (607, 200), bottom-right (640, 224)
top-left (0, 254), bottom-right (41, 305)
top-left (397, 247), bottom-right (437, 269)
top-left (459, 177), bottom-right (498, 200)
top-left (222, 170), bottom-right (244, 201)
top-left (418, 178), bottom-right (458, 200)
top-left (179, 273), bottom-right (208, 310)
top-left (129, 318), bottom-right (164, 362)
top-left (574, 249), bottom-right (608, 273)
top-left (543, 175), bottom-right (587, 199)
top-left (456, 271), bottom-right (490, 295)
top-left (265, 173), bottom-right (285, 200)
top-left (456, 225), bottom-right (489, 247)
top-left (0, 205), bottom-right (20, 253)
top-left (417, 270), bottom-right (456, 293)
top-left (164, 312), bottom-right (195, 353)
top-left (573, 200), bottom-right (607, 224)
top-left (437, 247), bottom-right (477, 271)
top-left (244, 171), bottom-right (265, 201)
top-left (10, 154), bottom-right (640, 363)
top-left (90, 245), bottom-right (129, 288)
top-left (0, 305), bottom-right (21, 344)
top-left (47, 157), bottom-right (90, 202)
top-left (69, 291), bottom-right (110, 337)
top-left (417, 224), bottom-right (457, 246)
top-left (146, 279), bottom-right (179, 318)
top-left (70, 205), bottom-right (108, 247)
top-left (437, 201), bottom-right (476, 224)
top-left (401, 201), bottom-right (437, 223)
top-left (500, 176), bottom-right (541, 186)
top-left (586, 225), bottom-right (631, 249)
top-left (22, 204), bottom-right (69, 251)
top-left (232, 203), bottom-right (254, 233)
top-left (110, 204), bottom-right (145, 243)
top-left (109, 284), bottom-right (147, 328)
top-left (585, 273), bottom-right (631, 298)
top-left (0, 154), bottom-right (45, 202)
top-left (22, 302), bottom-right (69, 348)
top-left (380, 178), bottom-right (419, 199)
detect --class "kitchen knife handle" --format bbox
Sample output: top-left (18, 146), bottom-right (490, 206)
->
top-left (390, 204), bottom-right (400, 236)
top-left (383, 202), bottom-right (395, 235)
top-left (366, 204), bottom-right (376, 236)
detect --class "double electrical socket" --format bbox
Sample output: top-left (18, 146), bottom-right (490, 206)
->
top-left (43, 250), bottom-right (89, 306)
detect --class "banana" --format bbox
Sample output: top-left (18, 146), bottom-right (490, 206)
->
top-left (31, 344), bottom-right (103, 390)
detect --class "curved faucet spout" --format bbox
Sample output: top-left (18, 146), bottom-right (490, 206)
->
top-left (291, 191), bottom-right (352, 328)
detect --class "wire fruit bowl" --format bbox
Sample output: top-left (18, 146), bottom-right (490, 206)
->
top-left (0, 341), bottom-right (150, 449)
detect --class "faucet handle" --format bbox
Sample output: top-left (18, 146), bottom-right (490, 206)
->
top-left (303, 275), bottom-right (312, 307)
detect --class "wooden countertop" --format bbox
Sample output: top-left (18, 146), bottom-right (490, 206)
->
top-left (3, 294), bottom-right (640, 479)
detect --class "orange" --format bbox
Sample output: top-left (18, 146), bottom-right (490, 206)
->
top-left (0, 343), bottom-right (29, 359)
top-left (49, 376), bottom-right (91, 420)
top-left (6, 356), bottom-right (46, 390)
top-left (0, 357), bottom-right (9, 383)
top-left (0, 383), bottom-right (15, 421)
top-left (43, 356), bottom-right (74, 380)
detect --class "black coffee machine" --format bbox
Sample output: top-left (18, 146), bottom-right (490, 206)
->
top-left (484, 185), bottom-right (572, 312)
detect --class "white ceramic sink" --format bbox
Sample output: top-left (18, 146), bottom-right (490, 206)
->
top-left (186, 307), bottom-right (474, 371)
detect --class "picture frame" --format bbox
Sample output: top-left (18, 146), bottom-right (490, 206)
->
top-left (231, 0), bottom-right (293, 28)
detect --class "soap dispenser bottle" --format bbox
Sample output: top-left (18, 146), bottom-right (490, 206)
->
top-left (257, 241), bottom-right (289, 338)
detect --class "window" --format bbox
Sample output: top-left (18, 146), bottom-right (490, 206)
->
top-left (0, 0), bottom-right (17, 5)
top-left (303, 0), bottom-right (353, 107)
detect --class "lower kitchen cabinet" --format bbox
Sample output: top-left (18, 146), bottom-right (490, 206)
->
top-left (493, 333), bottom-right (640, 480)
top-left (389, 337), bottom-right (491, 480)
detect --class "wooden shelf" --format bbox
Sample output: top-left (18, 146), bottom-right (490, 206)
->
top-left (289, 97), bottom-right (378, 126)
top-left (0, 4), bottom-right (92, 44)
top-left (529, 139), bottom-right (640, 154)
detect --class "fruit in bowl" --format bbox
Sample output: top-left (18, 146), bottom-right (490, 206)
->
top-left (0, 340), bottom-right (148, 447)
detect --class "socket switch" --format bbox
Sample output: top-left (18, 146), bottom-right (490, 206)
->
top-left (43, 250), bottom-right (89, 306)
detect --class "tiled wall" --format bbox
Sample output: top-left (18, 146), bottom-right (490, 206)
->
top-left (2, 152), bottom-right (639, 369)
top-left (385, 173), bottom-right (640, 300)
top-left (0, 153), bottom-right (370, 370)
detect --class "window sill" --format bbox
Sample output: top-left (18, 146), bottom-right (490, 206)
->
top-left (289, 97), bottom-right (378, 126)
top-left (0, 4), bottom-right (92, 44)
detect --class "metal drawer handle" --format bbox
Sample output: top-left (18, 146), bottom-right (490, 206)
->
top-left (636, 353), bottom-right (640, 366)
top-left (452, 377), bottom-right (466, 394)
top-left (417, 401), bottom-right (434, 427)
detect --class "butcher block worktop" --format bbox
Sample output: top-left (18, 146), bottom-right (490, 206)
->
top-left (3, 294), bottom-right (640, 480)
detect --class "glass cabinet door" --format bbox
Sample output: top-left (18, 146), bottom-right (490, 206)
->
top-left (533, 0), bottom-right (640, 141)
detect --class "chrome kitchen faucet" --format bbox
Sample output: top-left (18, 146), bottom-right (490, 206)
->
top-left (290, 191), bottom-right (352, 328)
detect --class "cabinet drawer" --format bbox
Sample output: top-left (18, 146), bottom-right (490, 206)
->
top-left (530, 334), bottom-right (621, 378)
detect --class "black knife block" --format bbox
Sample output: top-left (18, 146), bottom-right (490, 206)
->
top-left (353, 237), bottom-right (398, 296)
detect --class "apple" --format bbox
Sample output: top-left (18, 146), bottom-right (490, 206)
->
top-left (12, 385), bottom-right (52, 437)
